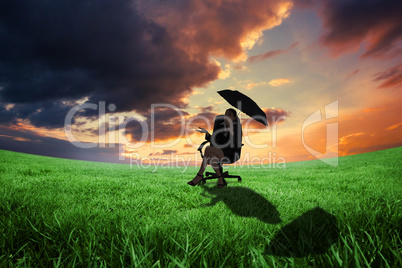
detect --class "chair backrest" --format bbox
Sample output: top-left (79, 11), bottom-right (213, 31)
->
top-left (211, 114), bottom-right (242, 164)
top-left (231, 117), bottom-right (242, 161)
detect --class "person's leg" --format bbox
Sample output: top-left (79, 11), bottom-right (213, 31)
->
top-left (204, 146), bottom-right (225, 186)
top-left (188, 146), bottom-right (224, 185)
top-left (188, 146), bottom-right (213, 185)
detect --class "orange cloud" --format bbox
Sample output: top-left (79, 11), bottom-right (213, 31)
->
top-left (268, 78), bottom-right (292, 87)
top-left (239, 80), bottom-right (268, 90)
top-left (271, 100), bottom-right (402, 161)
top-left (240, 78), bottom-right (292, 89)
top-left (339, 133), bottom-right (364, 145)
top-left (386, 122), bottom-right (402, 131)
top-left (338, 102), bottom-right (402, 156)
top-left (139, 0), bottom-right (294, 61)
top-left (362, 107), bottom-right (385, 113)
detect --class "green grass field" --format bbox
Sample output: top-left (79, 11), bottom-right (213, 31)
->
top-left (0, 147), bottom-right (401, 267)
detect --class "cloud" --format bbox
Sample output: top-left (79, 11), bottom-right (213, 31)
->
top-left (268, 99), bottom-right (402, 162)
top-left (301, 101), bottom-right (402, 157)
top-left (233, 64), bottom-right (248, 71)
top-left (149, 150), bottom-right (177, 156)
top-left (268, 78), bottom-right (292, 87)
top-left (339, 133), bottom-right (365, 145)
top-left (239, 80), bottom-right (268, 90)
top-left (122, 105), bottom-right (289, 143)
top-left (187, 106), bottom-right (220, 131)
top-left (0, 104), bottom-right (18, 124)
top-left (264, 108), bottom-right (290, 125)
top-left (386, 122), bottom-right (402, 131)
top-left (347, 69), bottom-right (360, 78)
top-left (0, 134), bottom-right (31, 142)
top-left (316, 0), bottom-right (402, 59)
top-left (238, 78), bottom-right (292, 90)
top-left (0, 125), bottom-right (126, 163)
top-left (123, 106), bottom-right (219, 143)
top-left (198, 105), bottom-right (215, 113)
top-left (139, 0), bottom-right (293, 61)
top-left (373, 65), bottom-right (402, 89)
top-left (212, 59), bottom-right (231, 79)
top-left (242, 107), bottom-right (290, 129)
top-left (0, 100), bottom-right (79, 128)
top-left (362, 106), bottom-right (385, 113)
top-left (294, 0), bottom-right (318, 9)
top-left (338, 131), bottom-right (402, 156)
top-left (161, 150), bottom-right (177, 155)
top-left (248, 42), bottom-right (298, 63)
top-left (0, 0), bottom-right (293, 128)
top-left (177, 151), bottom-right (195, 155)
top-left (123, 107), bottom-right (189, 142)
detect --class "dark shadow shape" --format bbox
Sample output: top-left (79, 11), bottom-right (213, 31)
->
top-left (265, 207), bottom-right (339, 258)
top-left (200, 184), bottom-right (281, 224)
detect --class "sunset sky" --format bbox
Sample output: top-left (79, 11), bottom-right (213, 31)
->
top-left (0, 0), bottom-right (401, 165)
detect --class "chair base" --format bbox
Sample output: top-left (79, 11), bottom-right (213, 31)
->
top-left (202, 171), bottom-right (242, 183)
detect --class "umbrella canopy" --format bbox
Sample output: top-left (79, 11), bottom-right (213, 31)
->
top-left (218, 89), bottom-right (268, 126)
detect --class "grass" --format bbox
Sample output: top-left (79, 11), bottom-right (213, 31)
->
top-left (0, 147), bottom-right (401, 267)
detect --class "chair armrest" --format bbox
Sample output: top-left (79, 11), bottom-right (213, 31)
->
top-left (197, 141), bottom-right (210, 158)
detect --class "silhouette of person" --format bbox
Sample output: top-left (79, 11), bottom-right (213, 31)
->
top-left (188, 108), bottom-right (242, 188)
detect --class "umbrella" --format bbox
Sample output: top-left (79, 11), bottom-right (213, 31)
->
top-left (218, 89), bottom-right (268, 126)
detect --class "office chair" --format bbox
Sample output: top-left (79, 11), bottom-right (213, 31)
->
top-left (197, 114), bottom-right (242, 183)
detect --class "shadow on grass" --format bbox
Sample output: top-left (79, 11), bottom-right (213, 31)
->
top-left (199, 185), bottom-right (281, 224)
top-left (265, 207), bottom-right (339, 258)
top-left (198, 185), bottom-right (339, 257)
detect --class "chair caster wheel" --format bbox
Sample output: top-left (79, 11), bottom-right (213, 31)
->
top-left (238, 177), bottom-right (242, 181)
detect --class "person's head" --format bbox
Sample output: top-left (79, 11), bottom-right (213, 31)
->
top-left (225, 108), bottom-right (237, 122)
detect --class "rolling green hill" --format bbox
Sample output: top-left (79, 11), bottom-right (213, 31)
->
top-left (0, 147), bottom-right (401, 267)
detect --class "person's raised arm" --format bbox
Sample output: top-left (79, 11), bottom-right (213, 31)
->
top-left (196, 127), bottom-right (211, 141)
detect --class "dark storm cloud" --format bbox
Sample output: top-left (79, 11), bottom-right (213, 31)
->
top-left (0, 0), bottom-right (221, 127)
top-left (0, 0), bottom-right (294, 129)
top-left (312, 0), bottom-right (402, 58)
top-left (0, 0), bottom-right (295, 132)
top-left (0, 126), bottom-right (127, 163)
top-left (123, 107), bottom-right (190, 142)
top-left (0, 100), bottom-right (79, 128)
top-left (0, 104), bottom-right (17, 124)
top-left (122, 106), bottom-right (220, 142)
top-left (119, 102), bottom-right (240, 143)
top-left (124, 106), bottom-right (290, 142)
